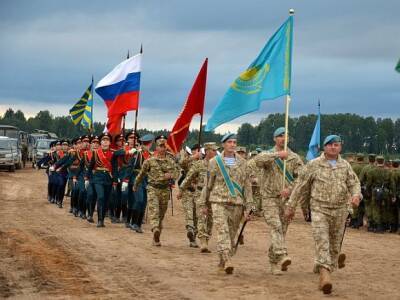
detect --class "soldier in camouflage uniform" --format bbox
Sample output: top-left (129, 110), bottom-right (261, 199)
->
top-left (133, 135), bottom-right (179, 246)
top-left (365, 156), bottom-right (392, 233)
top-left (177, 144), bottom-right (201, 248)
top-left (350, 153), bottom-right (367, 228)
top-left (199, 133), bottom-right (254, 275)
top-left (180, 142), bottom-right (218, 253)
top-left (247, 151), bottom-right (263, 216)
top-left (286, 135), bottom-right (361, 295)
top-left (359, 154), bottom-right (376, 231)
top-left (254, 127), bottom-right (303, 275)
top-left (390, 160), bottom-right (400, 233)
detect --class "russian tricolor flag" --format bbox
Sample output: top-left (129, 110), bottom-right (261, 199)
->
top-left (96, 53), bottom-right (142, 117)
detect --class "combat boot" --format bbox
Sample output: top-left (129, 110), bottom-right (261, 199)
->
top-left (199, 238), bottom-right (211, 253)
top-left (186, 227), bottom-right (195, 245)
top-left (152, 230), bottom-right (161, 247)
top-left (223, 252), bottom-right (234, 275)
top-left (270, 263), bottom-right (283, 275)
top-left (279, 256), bottom-right (292, 271)
top-left (87, 216), bottom-right (94, 223)
top-left (338, 253), bottom-right (346, 269)
top-left (319, 267), bottom-right (332, 294)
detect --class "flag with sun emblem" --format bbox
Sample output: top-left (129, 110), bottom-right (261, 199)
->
top-left (205, 16), bottom-right (293, 131)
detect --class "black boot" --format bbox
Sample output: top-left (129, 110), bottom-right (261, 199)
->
top-left (125, 209), bottom-right (132, 228)
top-left (135, 212), bottom-right (144, 233)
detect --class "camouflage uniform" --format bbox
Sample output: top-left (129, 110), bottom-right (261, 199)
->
top-left (133, 154), bottom-right (179, 235)
top-left (247, 158), bottom-right (263, 214)
top-left (254, 147), bottom-right (303, 266)
top-left (287, 153), bottom-right (361, 272)
top-left (199, 151), bottom-right (254, 270)
top-left (390, 163), bottom-right (400, 233)
top-left (181, 158), bottom-right (212, 243)
top-left (178, 155), bottom-right (198, 239)
top-left (359, 160), bottom-right (376, 230)
top-left (350, 157), bottom-right (366, 228)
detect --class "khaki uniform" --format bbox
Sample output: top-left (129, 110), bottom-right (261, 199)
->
top-left (287, 153), bottom-right (361, 272)
top-left (133, 155), bottom-right (179, 233)
top-left (247, 158), bottom-right (263, 213)
top-left (199, 151), bottom-right (254, 264)
top-left (181, 159), bottom-right (213, 241)
top-left (254, 148), bottom-right (303, 264)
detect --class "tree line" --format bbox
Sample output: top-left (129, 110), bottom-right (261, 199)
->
top-left (1, 108), bottom-right (399, 155)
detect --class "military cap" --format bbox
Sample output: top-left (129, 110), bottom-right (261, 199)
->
top-left (81, 135), bottom-right (90, 142)
top-left (72, 137), bottom-right (81, 144)
top-left (99, 132), bottom-right (112, 141)
top-left (236, 146), bottom-right (247, 153)
top-left (392, 160), bottom-right (400, 167)
top-left (114, 134), bottom-right (125, 142)
top-left (221, 132), bottom-right (237, 143)
top-left (50, 141), bottom-right (56, 147)
top-left (368, 153), bottom-right (376, 159)
top-left (323, 135), bottom-right (342, 146)
top-left (125, 130), bottom-right (139, 140)
top-left (250, 150), bottom-right (258, 157)
top-left (91, 135), bottom-right (100, 143)
top-left (139, 133), bottom-right (154, 144)
top-left (376, 155), bottom-right (385, 161)
top-left (356, 153), bottom-right (364, 161)
top-left (155, 135), bottom-right (167, 146)
top-left (255, 147), bottom-right (263, 153)
top-left (203, 142), bottom-right (218, 151)
top-left (61, 139), bottom-right (69, 145)
top-left (273, 127), bottom-right (286, 138)
top-left (56, 140), bottom-right (61, 145)
top-left (191, 143), bottom-right (201, 151)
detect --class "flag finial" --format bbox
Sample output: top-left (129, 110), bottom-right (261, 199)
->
top-left (289, 8), bottom-right (295, 15)
top-left (140, 44), bottom-right (143, 54)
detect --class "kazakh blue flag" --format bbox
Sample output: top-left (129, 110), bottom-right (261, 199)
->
top-left (205, 16), bottom-right (293, 132)
top-left (306, 102), bottom-right (321, 161)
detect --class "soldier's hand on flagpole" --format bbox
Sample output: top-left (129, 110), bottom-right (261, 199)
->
top-left (280, 188), bottom-right (290, 199)
top-left (351, 195), bottom-right (361, 208)
top-left (278, 151), bottom-right (288, 160)
top-left (244, 210), bottom-right (254, 221)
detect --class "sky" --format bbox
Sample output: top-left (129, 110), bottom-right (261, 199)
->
top-left (0, 0), bottom-right (399, 133)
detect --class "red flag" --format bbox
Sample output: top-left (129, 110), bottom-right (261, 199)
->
top-left (106, 114), bottom-right (123, 135)
top-left (167, 58), bottom-right (208, 154)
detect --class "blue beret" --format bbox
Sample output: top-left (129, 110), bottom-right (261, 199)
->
top-left (139, 133), bottom-right (155, 143)
top-left (255, 147), bottom-right (262, 153)
top-left (273, 127), bottom-right (286, 137)
top-left (323, 135), bottom-right (342, 146)
top-left (221, 133), bottom-right (237, 143)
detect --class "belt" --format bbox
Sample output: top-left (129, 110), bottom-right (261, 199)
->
top-left (197, 186), bottom-right (204, 191)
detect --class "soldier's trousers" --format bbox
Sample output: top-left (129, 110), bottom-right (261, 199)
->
top-left (78, 178), bottom-right (87, 215)
top-left (371, 197), bottom-right (384, 225)
top-left (364, 198), bottom-right (373, 223)
top-left (86, 182), bottom-right (97, 218)
top-left (311, 208), bottom-right (348, 272)
top-left (197, 199), bottom-right (213, 241)
top-left (147, 186), bottom-right (169, 233)
top-left (132, 181), bottom-right (147, 228)
top-left (181, 189), bottom-right (198, 233)
top-left (252, 185), bottom-right (262, 212)
top-left (94, 183), bottom-right (111, 222)
top-left (211, 203), bottom-right (243, 257)
top-left (262, 197), bottom-right (289, 264)
top-left (70, 180), bottom-right (80, 211)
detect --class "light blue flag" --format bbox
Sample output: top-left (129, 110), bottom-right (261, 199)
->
top-left (306, 102), bottom-right (321, 161)
top-left (205, 16), bottom-right (293, 132)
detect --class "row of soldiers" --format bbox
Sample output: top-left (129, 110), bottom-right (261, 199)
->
top-left (348, 153), bottom-right (400, 234)
top-left (38, 128), bottom-right (365, 295)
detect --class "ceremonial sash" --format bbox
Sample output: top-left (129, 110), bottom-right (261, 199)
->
top-left (57, 150), bottom-right (65, 159)
top-left (274, 157), bottom-right (294, 184)
top-left (96, 148), bottom-right (112, 173)
top-left (215, 155), bottom-right (244, 198)
top-left (85, 150), bottom-right (93, 164)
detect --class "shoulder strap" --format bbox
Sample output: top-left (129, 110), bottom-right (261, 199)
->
top-left (274, 157), bottom-right (294, 184)
top-left (215, 155), bottom-right (244, 198)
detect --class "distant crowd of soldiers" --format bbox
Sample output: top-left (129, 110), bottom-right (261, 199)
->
top-left (36, 128), bottom-right (389, 295)
top-left (348, 153), bottom-right (400, 234)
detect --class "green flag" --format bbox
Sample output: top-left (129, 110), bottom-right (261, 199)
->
top-left (69, 79), bottom-right (93, 129)
top-left (396, 59), bottom-right (400, 73)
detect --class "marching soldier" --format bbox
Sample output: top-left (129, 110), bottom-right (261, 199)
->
top-left (350, 153), bottom-right (367, 228)
top-left (177, 144), bottom-right (202, 248)
top-left (133, 135), bottom-right (179, 246)
top-left (359, 154), bottom-right (376, 231)
top-left (50, 140), bottom-right (70, 208)
top-left (86, 133), bottom-right (114, 228)
top-left (390, 160), bottom-right (400, 234)
top-left (181, 142), bottom-right (218, 253)
top-left (236, 146), bottom-right (247, 159)
top-left (254, 127), bottom-right (303, 275)
top-left (286, 135), bottom-right (361, 294)
top-left (247, 150), bottom-right (263, 216)
top-left (199, 133), bottom-right (254, 274)
top-left (129, 134), bottom-right (154, 233)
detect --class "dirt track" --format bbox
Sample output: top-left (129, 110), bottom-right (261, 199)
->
top-left (0, 168), bottom-right (399, 299)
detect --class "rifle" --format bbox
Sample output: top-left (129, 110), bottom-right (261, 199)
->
top-left (169, 178), bottom-right (174, 216)
top-left (233, 209), bottom-right (254, 254)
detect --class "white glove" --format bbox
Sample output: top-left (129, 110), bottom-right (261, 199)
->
top-left (49, 166), bottom-right (55, 172)
top-left (128, 148), bottom-right (137, 155)
top-left (84, 180), bottom-right (89, 190)
top-left (121, 182), bottom-right (128, 192)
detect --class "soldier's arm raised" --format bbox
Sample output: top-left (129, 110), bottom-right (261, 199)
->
top-left (254, 152), bottom-right (277, 168)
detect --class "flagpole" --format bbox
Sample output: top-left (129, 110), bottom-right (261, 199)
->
top-left (198, 113), bottom-right (203, 146)
top-left (90, 75), bottom-right (94, 134)
top-left (134, 44), bottom-right (143, 142)
top-left (282, 9), bottom-right (294, 189)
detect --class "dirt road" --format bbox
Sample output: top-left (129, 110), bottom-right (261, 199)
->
top-left (0, 168), bottom-right (399, 299)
